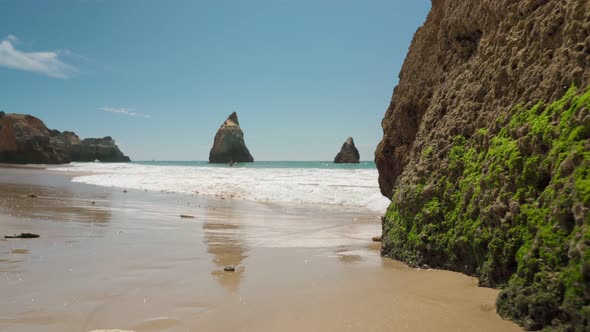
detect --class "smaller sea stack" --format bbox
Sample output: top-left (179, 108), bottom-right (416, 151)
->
top-left (209, 112), bottom-right (254, 163)
top-left (334, 137), bottom-right (360, 163)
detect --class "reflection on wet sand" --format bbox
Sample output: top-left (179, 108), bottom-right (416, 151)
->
top-left (202, 213), bottom-right (248, 293)
top-left (0, 182), bottom-right (112, 224)
top-left (335, 247), bottom-right (365, 263)
top-left (0, 248), bottom-right (29, 268)
top-left (0, 167), bottom-right (523, 332)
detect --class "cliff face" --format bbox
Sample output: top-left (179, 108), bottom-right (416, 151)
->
top-left (209, 112), bottom-right (254, 163)
top-left (70, 137), bottom-right (131, 162)
top-left (0, 113), bottom-right (130, 164)
top-left (375, 1), bottom-right (589, 330)
top-left (334, 137), bottom-right (360, 163)
top-left (0, 114), bottom-right (69, 163)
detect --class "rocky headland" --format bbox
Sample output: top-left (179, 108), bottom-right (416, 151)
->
top-left (334, 137), bottom-right (360, 163)
top-left (375, 0), bottom-right (589, 330)
top-left (0, 113), bottom-right (130, 164)
top-left (209, 112), bottom-right (254, 163)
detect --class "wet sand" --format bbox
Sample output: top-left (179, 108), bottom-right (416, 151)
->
top-left (0, 167), bottom-right (521, 332)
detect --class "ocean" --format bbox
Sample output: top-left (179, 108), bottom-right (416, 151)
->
top-left (51, 161), bottom-right (390, 213)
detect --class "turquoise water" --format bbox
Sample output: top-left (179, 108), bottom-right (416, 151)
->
top-left (132, 161), bottom-right (377, 169)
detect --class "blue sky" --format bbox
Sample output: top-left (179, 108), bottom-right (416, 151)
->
top-left (0, 0), bottom-right (430, 161)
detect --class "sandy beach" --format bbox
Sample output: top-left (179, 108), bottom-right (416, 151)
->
top-left (0, 167), bottom-right (521, 332)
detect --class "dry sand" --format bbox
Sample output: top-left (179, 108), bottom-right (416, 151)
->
top-left (0, 167), bottom-right (521, 332)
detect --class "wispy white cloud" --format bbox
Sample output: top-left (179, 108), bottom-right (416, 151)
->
top-left (0, 35), bottom-right (78, 78)
top-left (98, 106), bottom-right (152, 119)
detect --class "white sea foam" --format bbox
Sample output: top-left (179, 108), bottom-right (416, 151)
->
top-left (51, 163), bottom-right (391, 213)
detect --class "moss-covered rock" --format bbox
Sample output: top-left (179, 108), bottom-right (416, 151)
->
top-left (382, 85), bottom-right (590, 331)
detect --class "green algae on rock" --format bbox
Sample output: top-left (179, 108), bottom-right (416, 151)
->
top-left (382, 86), bottom-right (590, 331)
top-left (375, 0), bottom-right (589, 329)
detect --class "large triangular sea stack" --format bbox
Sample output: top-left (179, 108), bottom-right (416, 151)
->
top-left (334, 137), bottom-right (360, 163)
top-left (375, 0), bottom-right (589, 330)
top-left (209, 112), bottom-right (254, 163)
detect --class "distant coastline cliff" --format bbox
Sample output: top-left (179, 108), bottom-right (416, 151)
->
top-left (375, 0), bottom-right (589, 330)
top-left (0, 113), bottom-right (130, 164)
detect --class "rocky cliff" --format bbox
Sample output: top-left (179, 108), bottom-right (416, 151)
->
top-left (0, 114), bottom-right (68, 163)
top-left (375, 0), bottom-right (589, 330)
top-left (209, 112), bottom-right (254, 163)
top-left (0, 113), bottom-right (130, 164)
top-left (334, 137), bottom-right (360, 163)
top-left (70, 137), bottom-right (131, 162)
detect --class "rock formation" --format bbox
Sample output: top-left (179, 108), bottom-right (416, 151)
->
top-left (209, 112), bottom-right (254, 163)
top-left (0, 114), bottom-right (69, 163)
top-left (0, 113), bottom-right (130, 164)
top-left (334, 137), bottom-right (360, 163)
top-left (375, 1), bottom-right (589, 330)
top-left (50, 130), bottom-right (81, 159)
top-left (70, 137), bottom-right (131, 162)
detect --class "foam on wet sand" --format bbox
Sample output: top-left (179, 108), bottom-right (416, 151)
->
top-left (51, 162), bottom-right (391, 212)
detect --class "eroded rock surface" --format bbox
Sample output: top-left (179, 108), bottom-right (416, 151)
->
top-left (376, 0), bottom-right (589, 198)
top-left (375, 1), bottom-right (590, 330)
top-left (209, 112), bottom-right (254, 163)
